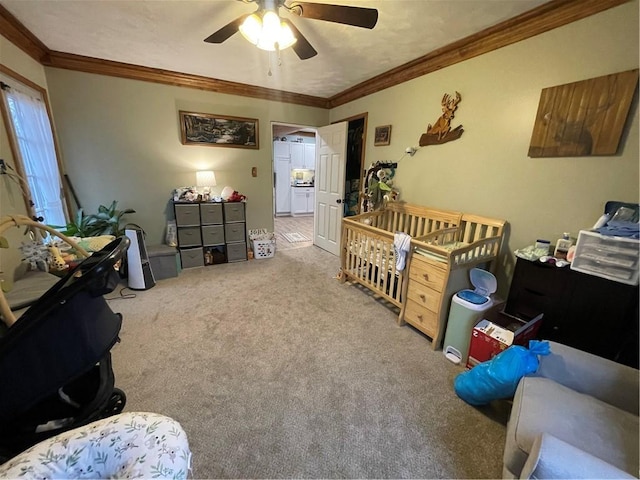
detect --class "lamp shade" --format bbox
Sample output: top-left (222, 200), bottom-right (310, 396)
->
top-left (196, 170), bottom-right (216, 187)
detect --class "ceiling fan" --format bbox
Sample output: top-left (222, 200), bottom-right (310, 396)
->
top-left (204, 0), bottom-right (378, 60)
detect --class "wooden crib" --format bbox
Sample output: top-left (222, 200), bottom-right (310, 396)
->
top-left (339, 202), bottom-right (506, 349)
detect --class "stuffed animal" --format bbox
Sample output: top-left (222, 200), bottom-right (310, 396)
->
top-left (364, 163), bottom-right (398, 212)
top-left (19, 240), bottom-right (50, 272)
top-left (227, 190), bottom-right (246, 202)
top-left (48, 246), bottom-right (68, 271)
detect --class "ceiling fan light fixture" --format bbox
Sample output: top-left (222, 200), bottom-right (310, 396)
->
top-left (239, 13), bottom-right (262, 45)
top-left (239, 9), bottom-right (297, 52)
top-left (276, 21), bottom-right (297, 50)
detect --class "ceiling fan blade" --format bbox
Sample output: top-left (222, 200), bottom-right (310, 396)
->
top-left (289, 2), bottom-right (378, 29)
top-left (283, 19), bottom-right (317, 60)
top-left (204, 14), bottom-right (249, 43)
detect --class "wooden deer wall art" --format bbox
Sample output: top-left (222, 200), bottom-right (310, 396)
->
top-left (419, 91), bottom-right (464, 146)
top-left (528, 69), bottom-right (638, 157)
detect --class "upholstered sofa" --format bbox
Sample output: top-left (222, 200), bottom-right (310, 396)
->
top-left (503, 341), bottom-right (639, 479)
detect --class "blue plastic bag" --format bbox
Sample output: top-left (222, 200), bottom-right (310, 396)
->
top-left (454, 340), bottom-right (550, 406)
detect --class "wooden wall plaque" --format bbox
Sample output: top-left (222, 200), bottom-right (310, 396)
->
top-left (528, 69), bottom-right (639, 157)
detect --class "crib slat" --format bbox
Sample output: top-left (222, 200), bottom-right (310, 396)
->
top-left (367, 235), bottom-right (375, 285)
top-left (375, 238), bottom-right (384, 291)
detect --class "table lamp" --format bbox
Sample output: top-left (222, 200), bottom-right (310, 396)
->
top-left (196, 170), bottom-right (216, 201)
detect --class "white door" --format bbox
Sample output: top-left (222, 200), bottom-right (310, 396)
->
top-left (314, 122), bottom-right (347, 256)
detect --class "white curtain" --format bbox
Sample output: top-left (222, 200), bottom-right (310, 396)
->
top-left (3, 86), bottom-right (66, 226)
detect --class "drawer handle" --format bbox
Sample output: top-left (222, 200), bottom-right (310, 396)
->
top-left (422, 273), bottom-right (429, 281)
top-left (419, 294), bottom-right (426, 302)
top-left (417, 314), bottom-right (423, 321)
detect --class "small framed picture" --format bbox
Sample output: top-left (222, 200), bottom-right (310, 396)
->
top-left (374, 125), bottom-right (391, 146)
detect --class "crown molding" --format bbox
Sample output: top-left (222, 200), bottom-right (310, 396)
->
top-left (0, 4), bottom-right (49, 62)
top-left (0, 0), bottom-right (631, 110)
top-left (42, 51), bottom-right (330, 109)
top-left (328, 0), bottom-right (632, 107)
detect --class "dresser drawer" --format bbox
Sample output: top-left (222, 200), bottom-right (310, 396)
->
top-left (408, 257), bottom-right (446, 291)
top-left (224, 202), bottom-right (245, 222)
top-left (180, 247), bottom-right (204, 269)
top-left (200, 203), bottom-right (223, 225)
top-left (404, 299), bottom-right (438, 338)
top-left (177, 226), bottom-right (202, 247)
top-left (227, 242), bottom-right (247, 262)
top-left (175, 204), bottom-right (200, 226)
top-left (202, 225), bottom-right (224, 246)
top-left (407, 282), bottom-right (442, 312)
top-left (225, 223), bottom-right (246, 243)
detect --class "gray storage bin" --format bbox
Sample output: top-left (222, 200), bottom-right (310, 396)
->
top-left (180, 247), bottom-right (204, 268)
top-left (224, 202), bottom-right (245, 222)
top-left (175, 203), bottom-right (200, 226)
top-left (227, 242), bottom-right (247, 262)
top-left (202, 225), bottom-right (225, 246)
top-left (147, 245), bottom-right (179, 280)
top-left (200, 203), bottom-right (223, 225)
top-left (225, 223), bottom-right (246, 243)
top-left (177, 226), bottom-right (202, 247)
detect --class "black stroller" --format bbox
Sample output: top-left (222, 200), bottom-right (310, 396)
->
top-left (0, 236), bottom-right (130, 461)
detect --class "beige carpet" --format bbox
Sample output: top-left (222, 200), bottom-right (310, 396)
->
top-left (109, 245), bottom-right (509, 478)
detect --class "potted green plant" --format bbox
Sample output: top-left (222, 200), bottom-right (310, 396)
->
top-left (53, 201), bottom-right (136, 237)
top-left (86, 201), bottom-right (136, 237)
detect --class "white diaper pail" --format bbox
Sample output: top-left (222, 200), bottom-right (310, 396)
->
top-left (443, 268), bottom-right (497, 365)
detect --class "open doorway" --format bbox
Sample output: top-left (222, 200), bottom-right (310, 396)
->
top-left (271, 114), bottom-right (368, 255)
top-left (271, 122), bottom-right (317, 249)
top-left (340, 114), bottom-right (367, 217)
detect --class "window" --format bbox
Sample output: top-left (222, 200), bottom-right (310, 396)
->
top-left (0, 72), bottom-right (68, 226)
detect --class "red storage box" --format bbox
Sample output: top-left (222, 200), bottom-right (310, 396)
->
top-left (466, 305), bottom-right (544, 369)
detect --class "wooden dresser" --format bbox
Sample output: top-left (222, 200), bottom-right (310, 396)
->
top-left (402, 251), bottom-right (477, 349)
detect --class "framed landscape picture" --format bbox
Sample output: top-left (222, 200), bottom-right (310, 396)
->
top-left (179, 111), bottom-right (259, 149)
top-left (374, 125), bottom-right (391, 146)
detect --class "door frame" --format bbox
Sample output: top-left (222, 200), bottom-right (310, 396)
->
top-left (332, 112), bottom-right (368, 216)
top-left (270, 121), bottom-right (318, 217)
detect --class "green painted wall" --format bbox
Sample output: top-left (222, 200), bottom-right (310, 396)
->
top-left (331, 1), bottom-right (639, 290)
top-left (43, 70), bottom-right (329, 245)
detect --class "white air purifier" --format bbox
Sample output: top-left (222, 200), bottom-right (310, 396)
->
top-left (125, 228), bottom-right (156, 290)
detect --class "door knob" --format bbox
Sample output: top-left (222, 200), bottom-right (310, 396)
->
top-left (336, 199), bottom-right (342, 204)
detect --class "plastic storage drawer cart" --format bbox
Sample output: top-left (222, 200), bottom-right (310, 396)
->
top-left (443, 268), bottom-right (497, 365)
top-left (571, 230), bottom-right (639, 285)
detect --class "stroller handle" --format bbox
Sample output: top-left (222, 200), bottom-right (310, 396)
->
top-left (0, 215), bottom-right (90, 327)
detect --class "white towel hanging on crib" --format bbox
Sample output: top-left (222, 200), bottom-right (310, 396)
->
top-left (394, 232), bottom-right (412, 271)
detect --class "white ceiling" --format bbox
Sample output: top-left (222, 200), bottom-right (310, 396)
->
top-left (1, 0), bottom-right (550, 99)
